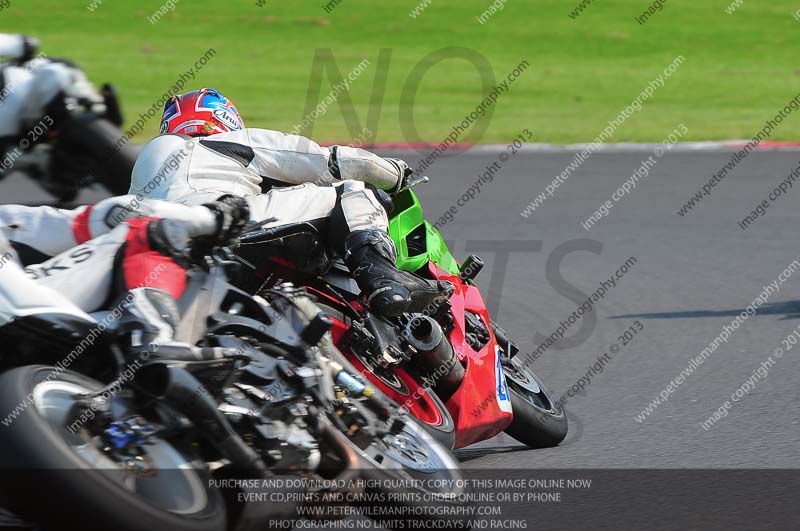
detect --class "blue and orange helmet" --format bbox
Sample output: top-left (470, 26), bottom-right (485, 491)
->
top-left (160, 88), bottom-right (244, 137)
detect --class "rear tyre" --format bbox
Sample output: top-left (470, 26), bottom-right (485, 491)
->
top-left (315, 301), bottom-right (457, 450)
top-left (57, 115), bottom-right (138, 196)
top-left (341, 346), bottom-right (456, 451)
top-left (417, 387), bottom-right (456, 450)
top-left (0, 365), bottom-right (226, 531)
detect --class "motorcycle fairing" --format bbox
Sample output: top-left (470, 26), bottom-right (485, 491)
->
top-left (427, 262), bottom-right (513, 448)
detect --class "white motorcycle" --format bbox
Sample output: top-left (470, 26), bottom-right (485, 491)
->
top-left (0, 34), bottom-right (137, 202)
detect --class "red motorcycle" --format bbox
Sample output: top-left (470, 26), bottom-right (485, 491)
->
top-left (234, 187), bottom-right (567, 450)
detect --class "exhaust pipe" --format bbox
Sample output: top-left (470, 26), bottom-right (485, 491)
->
top-left (404, 315), bottom-right (465, 402)
top-left (138, 363), bottom-right (267, 474)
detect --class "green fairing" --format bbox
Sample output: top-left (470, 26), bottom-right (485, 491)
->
top-left (388, 189), bottom-right (460, 276)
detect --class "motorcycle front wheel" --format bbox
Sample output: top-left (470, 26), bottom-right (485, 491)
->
top-left (493, 324), bottom-right (568, 448)
top-left (501, 355), bottom-right (568, 448)
top-left (0, 365), bottom-right (226, 531)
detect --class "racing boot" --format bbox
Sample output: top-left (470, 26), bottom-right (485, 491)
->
top-left (113, 287), bottom-right (234, 364)
top-left (341, 230), bottom-right (453, 318)
top-left (112, 215), bottom-right (249, 364)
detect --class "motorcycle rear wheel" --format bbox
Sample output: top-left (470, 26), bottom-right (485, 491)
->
top-left (56, 115), bottom-right (138, 197)
top-left (315, 301), bottom-right (457, 450)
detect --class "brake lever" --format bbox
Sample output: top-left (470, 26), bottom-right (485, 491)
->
top-left (396, 175), bottom-right (429, 194)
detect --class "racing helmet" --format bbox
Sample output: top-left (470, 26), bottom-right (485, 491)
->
top-left (159, 88), bottom-right (244, 137)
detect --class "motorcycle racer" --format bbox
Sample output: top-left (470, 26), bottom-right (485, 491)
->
top-left (0, 33), bottom-right (134, 200)
top-left (0, 195), bottom-right (250, 362)
top-left (131, 88), bottom-right (452, 318)
top-left (0, 34), bottom-right (103, 175)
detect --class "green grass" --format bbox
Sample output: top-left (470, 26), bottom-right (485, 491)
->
top-left (8, 0), bottom-right (800, 143)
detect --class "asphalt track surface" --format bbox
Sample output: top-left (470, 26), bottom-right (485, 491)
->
top-left (2, 148), bottom-right (799, 468)
top-left (1, 148), bottom-right (799, 528)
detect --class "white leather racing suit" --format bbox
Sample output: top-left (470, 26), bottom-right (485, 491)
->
top-left (0, 34), bottom-right (103, 139)
top-left (127, 129), bottom-right (455, 318)
top-left (128, 128), bottom-right (405, 238)
top-left (0, 195), bottom-right (220, 321)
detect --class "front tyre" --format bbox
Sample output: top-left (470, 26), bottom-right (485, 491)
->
top-left (0, 366), bottom-right (225, 531)
top-left (501, 356), bottom-right (567, 448)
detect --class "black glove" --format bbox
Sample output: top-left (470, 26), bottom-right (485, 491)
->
top-left (202, 194), bottom-right (251, 245)
top-left (385, 158), bottom-right (413, 194)
top-left (19, 35), bottom-right (40, 64)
